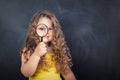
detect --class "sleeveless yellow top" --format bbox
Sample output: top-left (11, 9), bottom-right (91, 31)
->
top-left (29, 53), bottom-right (62, 80)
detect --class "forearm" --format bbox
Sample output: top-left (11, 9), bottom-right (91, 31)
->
top-left (62, 66), bottom-right (76, 80)
top-left (21, 53), bottom-right (40, 77)
top-left (65, 76), bottom-right (76, 80)
top-left (63, 72), bottom-right (76, 80)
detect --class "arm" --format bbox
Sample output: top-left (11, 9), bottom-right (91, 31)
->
top-left (20, 52), bottom-right (40, 77)
top-left (20, 42), bottom-right (47, 77)
top-left (61, 66), bottom-right (76, 80)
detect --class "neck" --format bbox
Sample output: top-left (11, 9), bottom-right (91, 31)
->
top-left (44, 42), bottom-right (51, 47)
top-left (47, 47), bottom-right (53, 53)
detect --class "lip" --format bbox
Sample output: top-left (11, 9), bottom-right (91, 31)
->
top-left (44, 36), bottom-right (49, 38)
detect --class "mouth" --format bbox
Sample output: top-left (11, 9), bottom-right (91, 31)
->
top-left (44, 36), bottom-right (49, 38)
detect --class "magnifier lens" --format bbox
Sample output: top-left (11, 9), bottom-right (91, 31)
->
top-left (36, 24), bottom-right (48, 41)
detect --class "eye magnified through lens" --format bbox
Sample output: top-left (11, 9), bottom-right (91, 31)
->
top-left (36, 24), bottom-right (48, 42)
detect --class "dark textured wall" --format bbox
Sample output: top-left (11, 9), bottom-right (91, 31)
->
top-left (0, 0), bottom-right (120, 80)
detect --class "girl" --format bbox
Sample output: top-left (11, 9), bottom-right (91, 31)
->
top-left (20, 10), bottom-right (76, 80)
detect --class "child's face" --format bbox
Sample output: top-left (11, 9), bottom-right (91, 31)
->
top-left (36, 17), bottom-right (54, 43)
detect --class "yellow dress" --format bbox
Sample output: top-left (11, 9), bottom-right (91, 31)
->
top-left (29, 53), bottom-right (62, 80)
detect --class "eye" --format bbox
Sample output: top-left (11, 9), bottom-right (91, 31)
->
top-left (48, 27), bottom-right (53, 30)
top-left (39, 28), bottom-right (44, 30)
top-left (38, 27), bottom-right (46, 31)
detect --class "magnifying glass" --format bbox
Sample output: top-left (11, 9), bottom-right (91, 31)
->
top-left (36, 24), bottom-right (48, 42)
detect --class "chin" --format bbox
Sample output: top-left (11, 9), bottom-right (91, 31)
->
top-left (43, 39), bottom-right (50, 43)
top-left (43, 38), bottom-right (52, 42)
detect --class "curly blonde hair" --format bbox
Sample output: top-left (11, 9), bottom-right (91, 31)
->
top-left (20, 10), bottom-right (73, 74)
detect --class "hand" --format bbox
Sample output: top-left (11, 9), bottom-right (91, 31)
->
top-left (34, 42), bottom-right (47, 57)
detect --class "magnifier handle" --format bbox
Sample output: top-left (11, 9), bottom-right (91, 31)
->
top-left (41, 37), bottom-right (43, 42)
top-left (40, 37), bottom-right (49, 48)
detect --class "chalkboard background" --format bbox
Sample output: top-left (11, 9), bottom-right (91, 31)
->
top-left (0, 0), bottom-right (120, 80)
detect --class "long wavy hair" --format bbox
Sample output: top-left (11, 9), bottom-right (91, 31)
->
top-left (20, 10), bottom-right (73, 74)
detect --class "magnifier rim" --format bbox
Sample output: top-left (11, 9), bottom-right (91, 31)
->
top-left (36, 24), bottom-right (48, 37)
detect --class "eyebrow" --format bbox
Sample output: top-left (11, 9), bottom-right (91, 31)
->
top-left (37, 23), bottom-right (53, 28)
top-left (37, 23), bottom-right (47, 26)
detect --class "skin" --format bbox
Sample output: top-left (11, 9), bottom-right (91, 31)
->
top-left (21, 17), bottom-right (76, 80)
top-left (36, 17), bottom-right (54, 44)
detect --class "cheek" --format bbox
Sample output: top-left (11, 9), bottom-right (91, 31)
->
top-left (50, 32), bottom-right (54, 39)
top-left (50, 33), bottom-right (53, 38)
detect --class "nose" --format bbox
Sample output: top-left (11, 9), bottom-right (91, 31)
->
top-left (46, 33), bottom-right (49, 36)
top-left (47, 28), bottom-right (51, 34)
